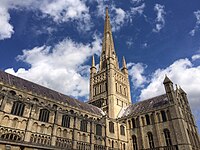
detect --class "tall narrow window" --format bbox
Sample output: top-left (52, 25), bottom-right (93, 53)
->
top-left (161, 111), bottom-right (167, 122)
top-left (120, 85), bottom-right (122, 93)
top-left (109, 121), bottom-right (114, 133)
top-left (96, 124), bottom-right (102, 136)
top-left (39, 109), bottom-right (50, 122)
top-left (147, 132), bottom-right (155, 148)
top-left (124, 87), bottom-right (126, 96)
top-left (120, 125), bottom-right (125, 135)
top-left (150, 114), bottom-right (155, 124)
top-left (132, 135), bottom-right (138, 150)
top-left (123, 143), bottom-right (126, 150)
top-left (11, 101), bottom-right (25, 116)
top-left (136, 117), bottom-right (140, 127)
top-left (164, 129), bottom-right (172, 146)
top-left (105, 83), bottom-right (107, 91)
top-left (94, 87), bottom-right (97, 96)
top-left (80, 120), bottom-right (87, 132)
top-left (112, 140), bottom-right (114, 148)
top-left (99, 84), bottom-right (102, 93)
top-left (61, 115), bottom-right (70, 128)
top-left (145, 114), bottom-right (150, 125)
top-left (115, 83), bottom-right (118, 92)
top-left (132, 118), bottom-right (136, 128)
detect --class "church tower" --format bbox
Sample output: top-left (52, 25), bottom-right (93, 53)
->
top-left (89, 8), bottom-right (131, 118)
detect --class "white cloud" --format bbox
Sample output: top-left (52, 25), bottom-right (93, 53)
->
top-left (128, 62), bottom-right (147, 88)
top-left (139, 57), bottom-right (200, 113)
top-left (189, 10), bottom-right (200, 36)
top-left (95, 1), bottom-right (145, 32)
top-left (0, 6), bottom-right (14, 40)
top-left (131, 0), bottom-right (143, 4)
top-left (0, 0), bottom-right (91, 40)
top-left (192, 54), bottom-right (200, 61)
top-left (130, 3), bottom-right (145, 16)
top-left (5, 35), bottom-right (101, 99)
top-left (111, 6), bottom-right (126, 31)
top-left (153, 4), bottom-right (166, 33)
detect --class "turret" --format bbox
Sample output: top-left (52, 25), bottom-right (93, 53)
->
top-left (89, 55), bottom-right (96, 101)
top-left (163, 75), bottom-right (175, 103)
top-left (90, 55), bottom-right (96, 74)
top-left (179, 86), bottom-right (189, 104)
top-left (121, 56), bottom-right (128, 75)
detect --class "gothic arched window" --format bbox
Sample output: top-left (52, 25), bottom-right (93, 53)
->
top-left (96, 124), bottom-right (102, 136)
top-left (120, 125), bottom-right (125, 135)
top-left (39, 109), bottom-right (50, 123)
top-left (132, 135), bottom-right (138, 150)
top-left (109, 121), bottom-right (114, 133)
top-left (11, 101), bottom-right (25, 116)
top-left (161, 110), bottom-right (167, 122)
top-left (164, 129), bottom-right (172, 146)
top-left (145, 114), bottom-right (150, 125)
top-left (62, 115), bottom-right (70, 128)
top-left (132, 118), bottom-right (136, 128)
top-left (80, 120), bottom-right (87, 132)
top-left (147, 132), bottom-right (155, 148)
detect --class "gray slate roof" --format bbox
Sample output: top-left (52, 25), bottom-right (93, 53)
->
top-left (0, 70), bottom-right (103, 116)
top-left (118, 94), bottom-right (169, 118)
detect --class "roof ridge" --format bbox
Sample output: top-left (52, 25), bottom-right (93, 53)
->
top-left (133, 94), bottom-right (166, 105)
top-left (0, 70), bottom-right (102, 115)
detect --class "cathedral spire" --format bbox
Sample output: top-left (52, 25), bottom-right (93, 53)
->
top-left (99, 7), bottom-right (118, 70)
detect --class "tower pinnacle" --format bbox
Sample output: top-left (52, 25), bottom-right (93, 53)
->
top-left (91, 55), bottom-right (95, 67)
top-left (122, 56), bottom-right (127, 69)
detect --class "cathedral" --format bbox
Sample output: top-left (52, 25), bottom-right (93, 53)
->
top-left (0, 8), bottom-right (199, 150)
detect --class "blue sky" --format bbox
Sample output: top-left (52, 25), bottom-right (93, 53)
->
top-left (0, 0), bottom-right (200, 131)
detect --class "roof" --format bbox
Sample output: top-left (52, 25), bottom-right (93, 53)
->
top-left (0, 70), bottom-right (104, 116)
top-left (118, 94), bottom-right (169, 118)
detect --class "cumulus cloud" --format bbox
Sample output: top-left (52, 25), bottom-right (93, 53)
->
top-left (128, 62), bottom-right (147, 88)
top-left (139, 57), bottom-right (200, 112)
top-left (189, 10), bottom-right (200, 36)
top-left (0, 6), bottom-right (14, 40)
top-left (153, 4), bottom-right (166, 33)
top-left (5, 35), bottom-right (101, 99)
top-left (0, 0), bottom-right (91, 40)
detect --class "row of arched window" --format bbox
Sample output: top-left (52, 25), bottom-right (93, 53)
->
top-left (130, 110), bottom-right (170, 128)
top-left (115, 83), bottom-right (127, 96)
top-left (94, 144), bottom-right (106, 150)
top-left (94, 83), bottom-right (107, 96)
top-left (10, 101), bottom-right (103, 136)
top-left (132, 129), bottom-right (172, 150)
top-left (30, 134), bottom-right (51, 146)
top-left (108, 140), bottom-right (126, 150)
top-left (1, 133), bottom-right (21, 141)
top-left (76, 141), bottom-right (90, 150)
top-left (109, 122), bottom-right (125, 136)
top-left (55, 137), bottom-right (72, 149)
